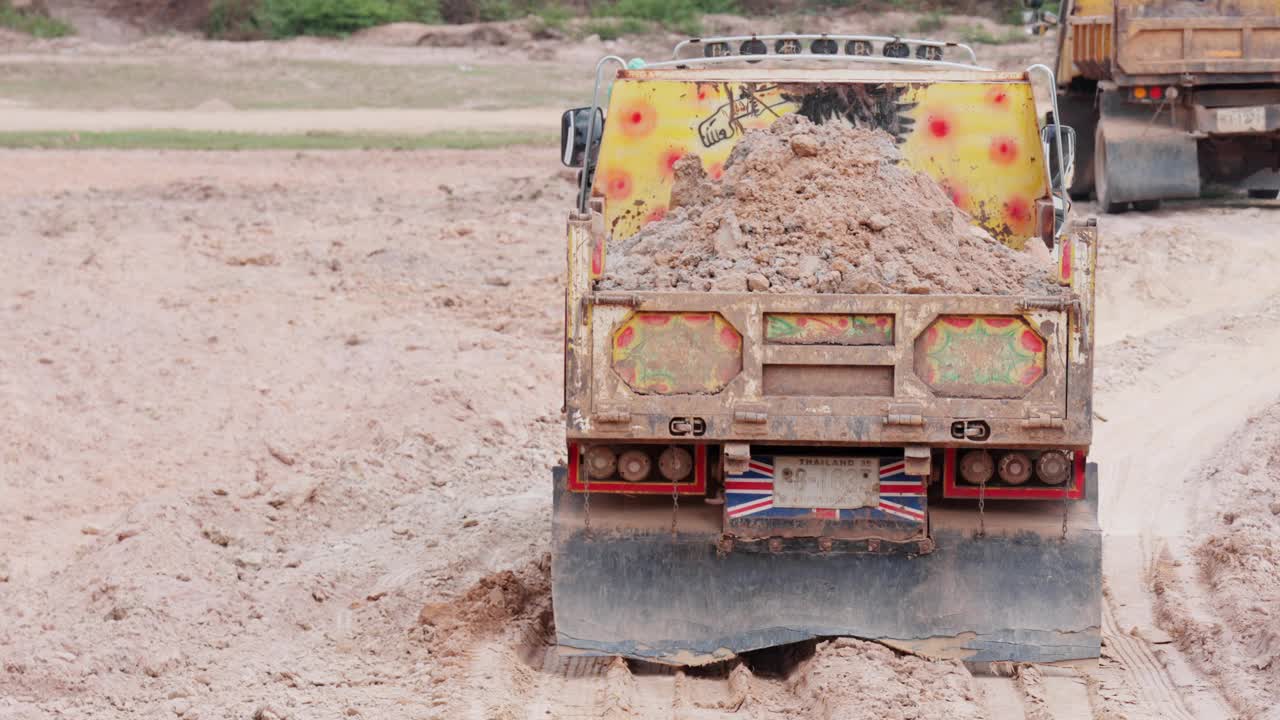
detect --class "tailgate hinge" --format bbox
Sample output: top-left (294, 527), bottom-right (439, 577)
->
top-left (733, 403), bottom-right (768, 424)
top-left (885, 403), bottom-right (926, 427)
top-left (1022, 409), bottom-right (1065, 430)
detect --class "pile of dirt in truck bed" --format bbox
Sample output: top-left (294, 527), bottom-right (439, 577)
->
top-left (599, 115), bottom-right (1058, 296)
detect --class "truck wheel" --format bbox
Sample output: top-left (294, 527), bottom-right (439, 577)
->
top-left (1050, 92), bottom-right (1097, 199)
top-left (1248, 189), bottom-right (1280, 200)
top-left (1094, 125), bottom-right (1128, 214)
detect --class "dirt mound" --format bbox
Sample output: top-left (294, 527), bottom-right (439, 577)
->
top-left (599, 115), bottom-right (1058, 296)
top-left (349, 19), bottom-right (532, 47)
top-left (417, 556), bottom-right (550, 638)
top-left (82, 0), bottom-right (209, 32)
top-left (784, 638), bottom-right (986, 719)
top-left (1153, 403), bottom-right (1280, 719)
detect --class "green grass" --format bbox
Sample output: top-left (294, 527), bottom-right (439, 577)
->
top-left (532, 3), bottom-right (572, 33)
top-left (0, 2), bottom-right (74, 38)
top-left (957, 24), bottom-right (1028, 45)
top-left (0, 129), bottom-right (556, 151)
top-left (581, 16), bottom-right (651, 40)
top-left (207, 0), bottom-right (444, 39)
top-left (913, 10), bottom-right (945, 34)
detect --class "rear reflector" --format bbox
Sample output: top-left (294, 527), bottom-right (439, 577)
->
top-left (914, 316), bottom-right (1047, 399)
top-left (765, 313), bottom-right (894, 345)
top-left (612, 312), bottom-right (742, 395)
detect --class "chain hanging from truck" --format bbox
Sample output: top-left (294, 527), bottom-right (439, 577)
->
top-left (671, 467), bottom-right (679, 539)
top-left (978, 478), bottom-right (987, 538)
top-left (1061, 475), bottom-right (1069, 540)
top-left (583, 461), bottom-right (592, 539)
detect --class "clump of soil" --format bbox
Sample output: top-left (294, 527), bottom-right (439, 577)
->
top-left (785, 638), bottom-right (986, 720)
top-left (411, 556), bottom-right (553, 695)
top-left (599, 115), bottom-right (1058, 296)
top-left (417, 555), bottom-right (550, 637)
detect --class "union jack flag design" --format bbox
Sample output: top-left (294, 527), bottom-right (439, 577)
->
top-left (725, 456), bottom-right (926, 524)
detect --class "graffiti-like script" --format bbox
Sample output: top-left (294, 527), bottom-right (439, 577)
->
top-left (697, 84), bottom-right (790, 148)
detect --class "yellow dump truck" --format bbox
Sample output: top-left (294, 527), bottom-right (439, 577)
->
top-left (554, 36), bottom-right (1100, 665)
top-left (1050, 0), bottom-right (1280, 210)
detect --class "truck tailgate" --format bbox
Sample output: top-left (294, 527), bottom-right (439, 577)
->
top-left (570, 291), bottom-right (1091, 448)
top-left (1116, 0), bottom-right (1280, 77)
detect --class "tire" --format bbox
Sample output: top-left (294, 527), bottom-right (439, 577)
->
top-left (1094, 124), bottom-right (1128, 214)
top-left (1132, 199), bottom-right (1162, 212)
top-left (1248, 189), bottom-right (1280, 200)
top-left (1051, 92), bottom-right (1098, 199)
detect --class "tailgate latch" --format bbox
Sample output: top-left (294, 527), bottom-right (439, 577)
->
top-left (723, 442), bottom-right (752, 475)
top-left (593, 408), bottom-right (632, 424)
top-left (589, 292), bottom-right (642, 307)
top-left (903, 445), bottom-right (931, 477)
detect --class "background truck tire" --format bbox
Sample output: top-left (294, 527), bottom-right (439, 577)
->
top-left (1249, 189), bottom-right (1280, 199)
top-left (1051, 92), bottom-right (1098, 199)
top-left (1094, 124), bottom-right (1128, 214)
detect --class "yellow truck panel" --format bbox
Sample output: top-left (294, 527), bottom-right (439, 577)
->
top-left (594, 71), bottom-right (1050, 250)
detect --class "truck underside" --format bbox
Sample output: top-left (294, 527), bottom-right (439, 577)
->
top-left (552, 463), bottom-right (1101, 665)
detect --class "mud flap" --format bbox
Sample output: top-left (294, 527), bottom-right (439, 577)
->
top-left (1097, 95), bottom-right (1201, 204)
top-left (551, 465), bottom-right (1101, 666)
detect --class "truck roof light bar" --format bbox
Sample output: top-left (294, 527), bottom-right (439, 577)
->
top-left (644, 52), bottom-right (989, 72)
top-left (672, 34), bottom-right (981, 67)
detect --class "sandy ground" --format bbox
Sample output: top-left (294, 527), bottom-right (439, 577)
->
top-left (3, 23), bottom-right (1280, 720)
top-left (0, 108), bottom-right (562, 134)
top-left (0, 148), bottom-right (571, 718)
top-left (4, 148), bottom-right (1280, 720)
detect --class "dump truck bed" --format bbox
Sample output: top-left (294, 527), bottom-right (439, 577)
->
top-left (1063, 0), bottom-right (1280, 84)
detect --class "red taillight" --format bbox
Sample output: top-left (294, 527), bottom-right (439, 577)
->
top-left (1150, 85), bottom-right (1164, 100)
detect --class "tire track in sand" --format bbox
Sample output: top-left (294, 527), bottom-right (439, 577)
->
top-left (1092, 290), bottom-right (1280, 719)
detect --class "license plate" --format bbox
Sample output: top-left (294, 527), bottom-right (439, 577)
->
top-left (772, 456), bottom-right (880, 509)
top-left (1217, 106), bottom-right (1265, 133)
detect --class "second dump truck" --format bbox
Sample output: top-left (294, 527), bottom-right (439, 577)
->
top-left (1051, 0), bottom-right (1280, 210)
top-left (555, 36), bottom-right (1100, 665)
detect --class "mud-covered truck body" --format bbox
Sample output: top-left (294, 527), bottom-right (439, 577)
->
top-left (1053, 0), bottom-right (1280, 209)
top-left (554, 37), bottom-right (1100, 665)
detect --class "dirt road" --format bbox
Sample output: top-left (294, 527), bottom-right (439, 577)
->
top-left (0, 108), bottom-right (561, 134)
